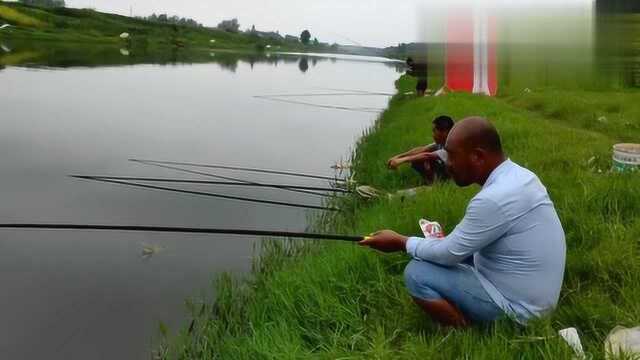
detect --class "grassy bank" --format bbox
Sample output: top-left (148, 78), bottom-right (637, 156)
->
top-left (0, 2), bottom-right (325, 52)
top-left (157, 76), bottom-right (640, 359)
top-left (500, 88), bottom-right (640, 143)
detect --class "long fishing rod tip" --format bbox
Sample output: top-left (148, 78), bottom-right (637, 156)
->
top-left (128, 158), bottom-right (155, 163)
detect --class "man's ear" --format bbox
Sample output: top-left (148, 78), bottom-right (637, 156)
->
top-left (470, 148), bottom-right (485, 164)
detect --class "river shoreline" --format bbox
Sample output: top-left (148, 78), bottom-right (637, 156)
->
top-left (158, 74), bottom-right (640, 358)
top-left (0, 2), bottom-right (332, 53)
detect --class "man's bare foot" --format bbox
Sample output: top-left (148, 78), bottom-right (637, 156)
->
top-left (412, 297), bottom-right (469, 327)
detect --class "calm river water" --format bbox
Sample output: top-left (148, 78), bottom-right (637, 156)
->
top-left (1, 11), bottom-right (638, 358)
top-left (0, 48), bottom-right (401, 359)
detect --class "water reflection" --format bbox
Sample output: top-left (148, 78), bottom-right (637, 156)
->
top-left (0, 41), bottom-right (401, 76)
top-left (298, 57), bottom-right (309, 73)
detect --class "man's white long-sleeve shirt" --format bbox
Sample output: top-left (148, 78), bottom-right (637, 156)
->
top-left (406, 159), bottom-right (566, 323)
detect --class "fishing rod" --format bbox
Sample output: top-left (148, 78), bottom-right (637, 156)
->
top-left (72, 176), bottom-right (340, 211)
top-left (71, 175), bottom-right (351, 193)
top-left (129, 158), bottom-right (349, 183)
top-left (0, 223), bottom-right (364, 242)
top-left (129, 159), bottom-right (330, 197)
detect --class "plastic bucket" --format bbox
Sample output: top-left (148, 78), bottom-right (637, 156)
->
top-left (612, 143), bottom-right (640, 172)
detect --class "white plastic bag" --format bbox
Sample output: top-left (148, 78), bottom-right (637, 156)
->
top-left (558, 327), bottom-right (586, 359)
top-left (419, 219), bottom-right (444, 238)
top-left (605, 326), bottom-right (640, 359)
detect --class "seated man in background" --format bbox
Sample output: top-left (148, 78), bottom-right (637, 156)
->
top-left (387, 115), bottom-right (454, 184)
top-left (363, 117), bottom-right (566, 326)
top-left (406, 57), bottom-right (429, 96)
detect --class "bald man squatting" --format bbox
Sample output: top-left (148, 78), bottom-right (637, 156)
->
top-left (361, 117), bottom-right (566, 326)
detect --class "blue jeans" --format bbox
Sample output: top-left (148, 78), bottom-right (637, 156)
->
top-left (404, 259), bottom-right (505, 323)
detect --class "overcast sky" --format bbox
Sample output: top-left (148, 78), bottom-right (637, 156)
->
top-left (64, 0), bottom-right (428, 47)
top-left (65, 0), bottom-right (594, 48)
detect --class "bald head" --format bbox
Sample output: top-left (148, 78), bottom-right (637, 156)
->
top-left (444, 117), bottom-right (506, 187)
top-left (447, 116), bottom-right (502, 154)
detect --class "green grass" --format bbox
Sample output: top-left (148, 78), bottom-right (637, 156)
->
top-left (157, 77), bottom-right (640, 359)
top-left (0, 4), bottom-right (45, 27)
top-left (501, 88), bottom-right (640, 143)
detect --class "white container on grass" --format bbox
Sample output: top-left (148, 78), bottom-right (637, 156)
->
top-left (612, 143), bottom-right (640, 172)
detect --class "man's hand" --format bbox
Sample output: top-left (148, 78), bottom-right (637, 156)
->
top-left (406, 151), bottom-right (438, 163)
top-left (358, 230), bottom-right (408, 253)
top-left (422, 152), bottom-right (439, 161)
top-left (387, 158), bottom-right (402, 170)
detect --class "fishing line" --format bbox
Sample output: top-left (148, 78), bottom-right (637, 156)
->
top-left (253, 96), bottom-right (384, 113)
top-left (129, 158), bottom-right (348, 183)
top-left (71, 175), bottom-right (350, 193)
top-left (129, 160), bottom-right (330, 197)
top-left (315, 87), bottom-right (396, 95)
top-left (0, 224), bottom-right (362, 241)
top-left (73, 176), bottom-right (339, 211)
top-left (253, 92), bottom-right (393, 97)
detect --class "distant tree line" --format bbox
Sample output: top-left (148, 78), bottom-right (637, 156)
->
top-left (19, 0), bottom-right (65, 7)
top-left (383, 42), bottom-right (430, 59)
top-left (300, 29), bottom-right (311, 44)
top-left (140, 13), bottom-right (203, 28)
top-left (299, 30), bottom-right (320, 46)
top-left (218, 20), bottom-right (321, 47)
top-left (217, 18), bottom-right (240, 33)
